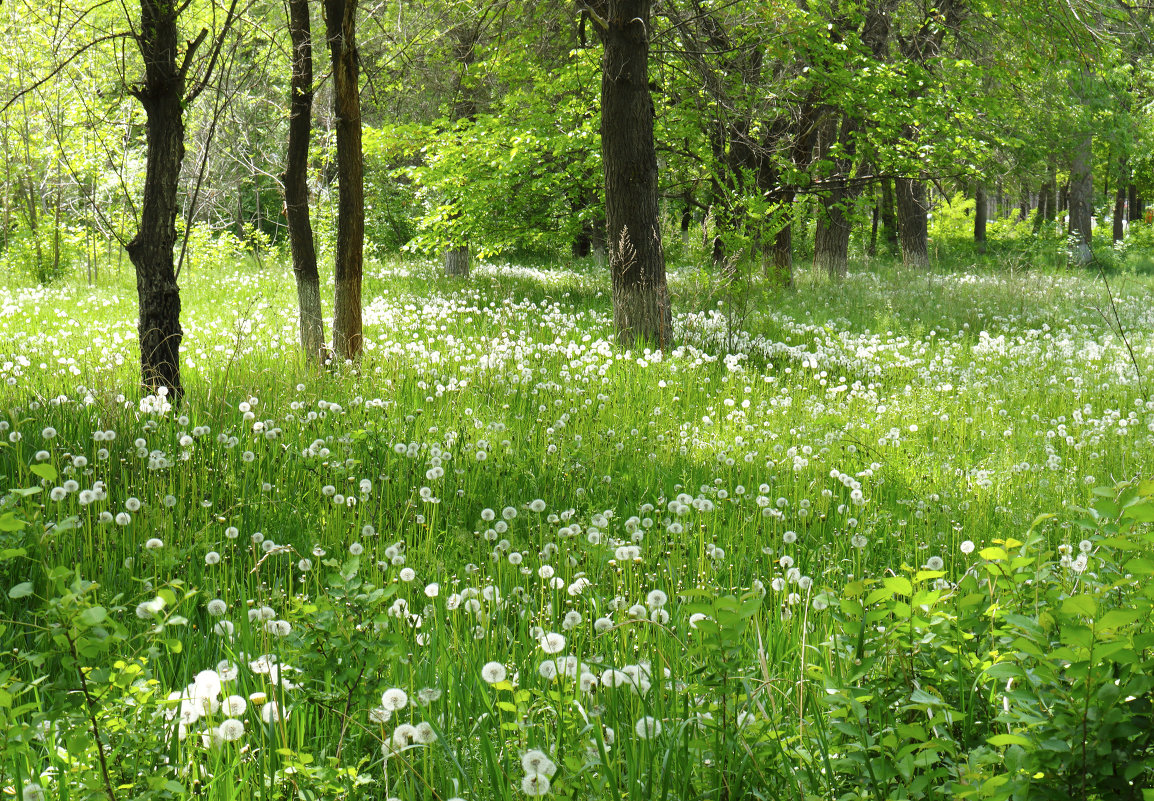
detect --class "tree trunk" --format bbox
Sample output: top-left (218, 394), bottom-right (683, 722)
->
top-left (284, 0), bottom-right (325, 366)
top-left (974, 184), bottom-right (987, 254)
top-left (1068, 133), bottom-right (1093, 266)
top-left (867, 200), bottom-right (879, 258)
top-left (880, 177), bottom-right (898, 254)
top-left (814, 191), bottom-right (850, 278)
top-left (125, 0), bottom-right (187, 402)
top-left (325, 0), bottom-right (364, 361)
top-left (598, 0), bottom-right (671, 349)
top-left (768, 215), bottom-right (792, 288)
top-left (1128, 184), bottom-right (1139, 222)
top-left (444, 244), bottom-right (470, 275)
top-left (895, 178), bottom-right (928, 268)
top-left (1113, 158), bottom-right (1127, 244)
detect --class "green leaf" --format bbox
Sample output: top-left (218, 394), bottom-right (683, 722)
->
top-left (29, 463), bottom-right (57, 482)
top-left (988, 733), bottom-right (1031, 747)
top-left (884, 576), bottom-right (913, 596)
top-left (0, 513), bottom-right (26, 532)
top-left (1061, 595), bottom-right (1098, 618)
top-left (8, 582), bottom-right (33, 599)
top-left (1098, 608), bottom-right (1140, 629)
top-left (78, 606), bottom-right (107, 626)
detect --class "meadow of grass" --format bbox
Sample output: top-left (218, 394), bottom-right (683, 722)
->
top-left (1, 254), bottom-right (1153, 800)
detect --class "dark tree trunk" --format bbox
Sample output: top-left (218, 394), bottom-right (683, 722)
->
top-left (768, 213), bottom-right (792, 287)
top-left (895, 178), bottom-right (928, 268)
top-left (974, 184), bottom-right (987, 254)
top-left (444, 244), bottom-right (470, 275)
top-left (1068, 134), bottom-right (1093, 266)
top-left (324, 0), bottom-right (364, 361)
top-left (1113, 159), bottom-right (1127, 244)
top-left (1058, 182), bottom-right (1068, 216)
top-left (1128, 184), bottom-right (1139, 222)
top-left (443, 22), bottom-right (480, 277)
top-left (597, 0), bottom-right (671, 348)
top-left (126, 0), bottom-right (188, 401)
top-left (285, 0), bottom-right (325, 366)
top-left (880, 177), bottom-right (898, 254)
top-left (867, 200), bottom-right (879, 257)
top-left (814, 192), bottom-right (850, 278)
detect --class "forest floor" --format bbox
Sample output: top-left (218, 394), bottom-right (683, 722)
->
top-left (2, 257), bottom-right (1153, 800)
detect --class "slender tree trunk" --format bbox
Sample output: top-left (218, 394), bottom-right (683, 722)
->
top-left (1068, 133), bottom-right (1093, 266)
top-left (880, 177), bottom-right (898, 254)
top-left (1113, 158), bottom-right (1127, 244)
top-left (598, 0), bottom-right (672, 348)
top-left (867, 200), bottom-right (879, 258)
top-left (126, 0), bottom-right (188, 401)
top-left (895, 178), bottom-right (928, 268)
top-left (974, 184), bottom-right (987, 254)
top-left (325, 0), bottom-right (364, 361)
top-left (1128, 184), bottom-right (1139, 222)
top-left (769, 214), bottom-right (792, 288)
top-left (284, 0), bottom-right (326, 366)
top-left (1034, 176), bottom-right (1051, 233)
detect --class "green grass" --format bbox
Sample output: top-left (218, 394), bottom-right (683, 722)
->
top-left (1, 253), bottom-right (1153, 800)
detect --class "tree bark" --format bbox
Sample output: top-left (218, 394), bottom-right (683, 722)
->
top-left (895, 178), bottom-right (928, 268)
top-left (814, 193), bottom-right (850, 278)
top-left (1113, 158), bottom-right (1127, 244)
top-left (596, 0), bottom-right (672, 349)
top-left (974, 184), bottom-right (987, 254)
top-left (880, 176), bottom-right (898, 254)
top-left (768, 214), bottom-right (792, 288)
top-left (867, 200), bottom-right (879, 258)
top-left (284, 0), bottom-right (325, 366)
top-left (325, 0), bottom-right (364, 361)
top-left (1127, 184), bottom-right (1140, 222)
top-left (1068, 133), bottom-right (1093, 266)
top-left (126, 0), bottom-right (188, 401)
top-left (444, 244), bottom-right (470, 275)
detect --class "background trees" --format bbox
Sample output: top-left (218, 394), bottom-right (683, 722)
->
top-left (1, 0), bottom-right (1153, 377)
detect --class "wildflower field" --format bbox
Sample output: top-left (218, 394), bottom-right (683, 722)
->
top-left (2, 259), bottom-right (1154, 800)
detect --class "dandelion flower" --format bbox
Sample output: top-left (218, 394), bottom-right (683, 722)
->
top-left (218, 718), bottom-right (245, 742)
top-left (925, 556), bottom-right (945, 571)
top-left (205, 551), bottom-right (221, 566)
top-left (222, 695), bottom-right (247, 716)
top-left (144, 537), bottom-right (163, 550)
top-left (414, 721), bottom-right (437, 744)
top-left (645, 589), bottom-right (668, 609)
top-left (521, 773), bottom-right (551, 796)
top-left (635, 715), bottom-right (662, 739)
top-left (381, 688), bottom-right (409, 711)
top-left (538, 632), bottom-right (566, 654)
top-left (960, 540), bottom-right (975, 555)
top-left (481, 661), bottom-right (507, 684)
top-left (207, 599), bottom-right (228, 616)
top-left (521, 749), bottom-right (558, 776)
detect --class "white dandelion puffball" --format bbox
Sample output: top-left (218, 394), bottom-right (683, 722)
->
top-left (521, 773), bottom-right (551, 797)
top-left (538, 631), bottom-right (566, 654)
top-left (381, 688), bottom-right (409, 711)
top-left (521, 749), bottom-right (557, 776)
top-left (635, 715), bottom-right (662, 739)
top-left (481, 661), bottom-right (507, 684)
top-left (218, 718), bottom-right (245, 742)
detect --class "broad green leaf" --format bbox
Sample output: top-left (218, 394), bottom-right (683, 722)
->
top-left (1061, 595), bottom-right (1097, 618)
top-left (7, 582), bottom-right (33, 599)
top-left (988, 733), bottom-right (1031, 747)
top-left (29, 464), bottom-right (56, 482)
top-left (884, 576), bottom-right (913, 596)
